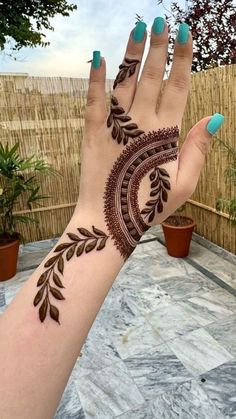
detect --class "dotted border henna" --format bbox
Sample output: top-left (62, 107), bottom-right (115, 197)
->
top-left (104, 127), bottom-right (179, 259)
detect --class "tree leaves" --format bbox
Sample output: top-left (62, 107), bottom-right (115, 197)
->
top-left (107, 95), bottom-right (144, 145)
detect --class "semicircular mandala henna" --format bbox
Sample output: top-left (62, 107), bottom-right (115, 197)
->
top-left (34, 226), bottom-right (108, 323)
top-left (113, 57), bottom-right (140, 89)
top-left (107, 96), bottom-right (144, 145)
top-left (104, 127), bottom-right (179, 259)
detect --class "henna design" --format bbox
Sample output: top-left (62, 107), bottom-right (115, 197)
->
top-left (34, 226), bottom-right (108, 324)
top-left (141, 167), bottom-right (171, 223)
top-left (113, 57), bottom-right (140, 89)
top-left (107, 96), bottom-right (144, 145)
top-left (104, 127), bottom-right (179, 259)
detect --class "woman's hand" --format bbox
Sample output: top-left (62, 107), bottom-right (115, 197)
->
top-left (77, 19), bottom-right (224, 259)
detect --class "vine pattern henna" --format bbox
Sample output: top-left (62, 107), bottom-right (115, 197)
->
top-left (104, 127), bottom-right (179, 259)
top-left (34, 226), bottom-right (108, 323)
top-left (107, 96), bottom-right (144, 145)
top-left (141, 167), bottom-right (171, 223)
top-left (113, 57), bottom-right (140, 89)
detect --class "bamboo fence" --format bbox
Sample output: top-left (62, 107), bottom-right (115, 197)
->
top-left (0, 65), bottom-right (235, 253)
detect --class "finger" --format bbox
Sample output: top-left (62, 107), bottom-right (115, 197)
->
top-left (177, 114), bottom-right (225, 197)
top-left (113, 21), bottom-right (147, 112)
top-left (85, 51), bottom-right (106, 127)
top-left (158, 23), bottom-right (193, 126)
top-left (132, 17), bottom-right (168, 113)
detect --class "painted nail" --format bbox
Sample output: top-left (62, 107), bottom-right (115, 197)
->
top-left (132, 21), bottom-right (147, 43)
top-left (92, 51), bottom-right (101, 69)
top-left (177, 23), bottom-right (189, 44)
top-left (153, 17), bottom-right (165, 34)
top-left (207, 113), bottom-right (225, 135)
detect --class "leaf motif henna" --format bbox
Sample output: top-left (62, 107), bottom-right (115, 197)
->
top-left (107, 96), bottom-right (144, 145)
top-left (34, 227), bottom-right (109, 324)
top-left (104, 127), bottom-right (179, 259)
top-left (141, 167), bottom-right (171, 223)
top-left (113, 57), bottom-right (140, 89)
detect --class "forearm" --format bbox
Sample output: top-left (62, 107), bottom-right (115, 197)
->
top-left (0, 211), bottom-right (124, 419)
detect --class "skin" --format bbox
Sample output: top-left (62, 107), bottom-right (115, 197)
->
top-left (0, 22), bottom-right (215, 418)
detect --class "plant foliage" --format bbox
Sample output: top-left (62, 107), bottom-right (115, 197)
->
top-left (215, 138), bottom-right (236, 224)
top-left (157, 0), bottom-right (236, 72)
top-left (0, 143), bottom-right (56, 240)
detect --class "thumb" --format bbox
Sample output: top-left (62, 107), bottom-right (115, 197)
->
top-left (177, 113), bottom-right (225, 194)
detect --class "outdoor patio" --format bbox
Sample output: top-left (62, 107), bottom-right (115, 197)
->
top-left (0, 227), bottom-right (236, 419)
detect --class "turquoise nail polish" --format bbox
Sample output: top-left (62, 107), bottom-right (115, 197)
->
top-left (207, 113), bottom-right (225, 135)
top-left (153, 17), bottom-right (165, 34)
top-left (132, 21), bottom-right (147, 43)
top-left (177, 23), bottom-right (189, 44)
top-left (92, 51), bottom-right (101, 69)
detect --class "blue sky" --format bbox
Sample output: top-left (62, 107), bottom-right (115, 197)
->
top-left (0, 0), bottom-right (186, 78)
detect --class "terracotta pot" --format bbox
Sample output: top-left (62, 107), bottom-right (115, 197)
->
top-left (162, 216), bottom-right (195, 258)
top-left (0, 237), bottom-right (20, 281)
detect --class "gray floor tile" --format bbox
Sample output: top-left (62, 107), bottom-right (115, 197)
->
top-left (124, 343), bottom-right (192, 401)
top-left (168, 328), bottom-right (233, 376)
top-left (178, 294), bottom-right (234, 327)
top-left (157, 273), bottom-right (217, 301)
top-left (77, 361), bottom-right (144, 418)
top-left (55, 370), bottom-right (85, 419)
top-left (75, 323), bottom-right (122, 377)
top-left (199, 361), bottom-right (236, 418)
top-left (206, 314), bottom-right (236, 357)
top-left (148, 302), bottom-right (200, 341)
top-left (118, 380), bottom-right (225, 419)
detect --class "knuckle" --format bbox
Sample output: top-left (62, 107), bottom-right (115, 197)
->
top-left (169, 75), bottom-right (189, 91)
top-left (86, 95), bottom-right (98, 107)
top-left (143, 65), bottom-right (163, 82)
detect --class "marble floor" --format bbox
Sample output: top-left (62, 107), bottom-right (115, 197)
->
top-left (0, 227), bottom-right (236, 419)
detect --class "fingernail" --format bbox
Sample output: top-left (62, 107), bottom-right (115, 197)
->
top-left (153, 17), bottom-right (165, 34)
top-left (92, 51), bottom-right (101, 69)
top-left (132, 21), bottom-right (147, 43)
top-left (207, 113), bottom-right (225, 135)
top-left (177, 23), bottom-right (189, 44)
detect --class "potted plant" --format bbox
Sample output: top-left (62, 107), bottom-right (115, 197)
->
top-left (162, 205), bottom-right (195, 258)
top-left (0, 143), bottom-right (55, 281)
top-left (215, 138), bottom-right (236, 224)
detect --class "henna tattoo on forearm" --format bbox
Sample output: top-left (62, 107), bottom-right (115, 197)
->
top-left (34, 226), bottom-right (108, 323)
top-left (104, 127), bottom-right (179, 259)
top-left (107, 96), bottom-right (144, 145)
top-left (141, 167), bottom-right (171, 223)
top-left (113, 57), bottom-right (140, 89)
